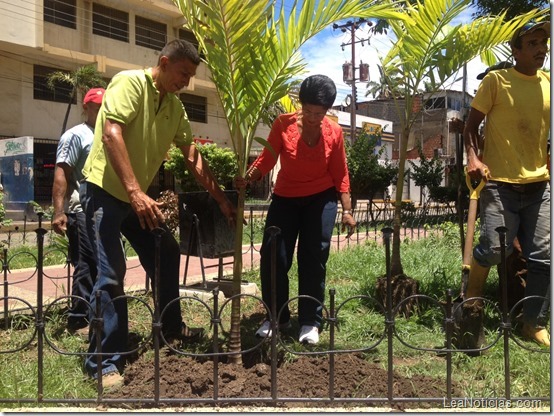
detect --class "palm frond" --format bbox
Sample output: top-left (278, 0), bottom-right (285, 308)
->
top-left (175, 0), bottom-right (407, 173)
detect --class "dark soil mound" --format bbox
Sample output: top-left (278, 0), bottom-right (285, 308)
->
top-left (107, 350), bottom-right (456, 410)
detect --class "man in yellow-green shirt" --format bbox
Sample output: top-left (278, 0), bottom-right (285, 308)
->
top-left (463, 21), bottom-right (550, 348)
top-left (80, 39), bottom-right (237, 386)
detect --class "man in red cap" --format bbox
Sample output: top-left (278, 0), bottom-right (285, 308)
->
top-left (463, 21), bottom-right (551, 348)
top-left (52, 87), bottom-right (105, 334)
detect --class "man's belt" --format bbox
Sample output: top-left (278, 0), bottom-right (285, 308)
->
top-left (490, 180), bottom-right (547, 194)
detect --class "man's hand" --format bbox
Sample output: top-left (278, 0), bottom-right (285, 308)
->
top-left (466, 157), bottom-right (491, 182)
top-left (129, 189), bottom-right (166, 230)
top-left (217, 197), bottom-right (239, 228)
top-left (52, 212), bottom-right (68, 236)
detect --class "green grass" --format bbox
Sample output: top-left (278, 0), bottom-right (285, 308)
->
top-left (0, 223), bottom-right (550, 406)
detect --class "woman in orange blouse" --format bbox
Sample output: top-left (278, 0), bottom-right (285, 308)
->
top-left (238, 75), bottom-right (356, 345)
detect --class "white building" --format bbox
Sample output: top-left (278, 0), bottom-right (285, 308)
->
top-left (0, 0), bottom-right (270, 206)
top-left (330, 109), bottom-right (395, 160)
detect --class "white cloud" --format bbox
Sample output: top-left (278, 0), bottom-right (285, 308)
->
top-left (299, 25), bottom-right (391, 106)
top-left (299, 25), bottom-right (488, 106)
top-left (298, 6), bottom-right (549, 107)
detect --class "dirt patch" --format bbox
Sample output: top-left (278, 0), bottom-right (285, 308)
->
top-left (107, 348), bottom-right (456, 410)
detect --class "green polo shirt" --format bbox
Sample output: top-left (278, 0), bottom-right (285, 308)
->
top-left (83, 68), bottom-right (193, 202)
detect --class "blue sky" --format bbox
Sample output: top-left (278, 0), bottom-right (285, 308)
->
top-left (276, 1), bottom-right (549, 106)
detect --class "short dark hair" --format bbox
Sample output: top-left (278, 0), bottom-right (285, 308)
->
top-left (298, 75), bottom-right (337, 109)
top-left (159, 39), bottom-right (201, 66)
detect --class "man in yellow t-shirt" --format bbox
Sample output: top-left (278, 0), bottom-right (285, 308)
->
top-left (463, 21), bottom-right (551, 348)
top-left (80, 39), bottom-right (237, 387)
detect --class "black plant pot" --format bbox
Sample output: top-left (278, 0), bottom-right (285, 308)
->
top-left (178, 190), bottom-right (238, 258)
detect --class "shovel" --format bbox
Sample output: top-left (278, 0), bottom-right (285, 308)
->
top-left (452, 168), bottom-right (487, 354)
top-left (459, 169), bottom-right (487, 299)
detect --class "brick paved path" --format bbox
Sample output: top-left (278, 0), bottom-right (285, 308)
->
top-left (3, 245), bottom-right (262, 309)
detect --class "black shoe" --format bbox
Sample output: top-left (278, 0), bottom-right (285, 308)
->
top-left (163, 323), bottom-right (204, 344)
top-left (67, 319), bottom-right (89, 338)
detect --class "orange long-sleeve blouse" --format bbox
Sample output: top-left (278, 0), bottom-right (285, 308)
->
top-left (251, 112), bottom-right (350, 197)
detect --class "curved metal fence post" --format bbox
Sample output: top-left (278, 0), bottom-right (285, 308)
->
top-left (381, 226), bottom-right (394, 404)
top-left (496, 225), bottom-right (511, 400)
top-left (93, 290), bottom-right (103, 401)
top-left (152, 227), bottom-right (164, 406)
top-left (445, 289), bottom-right (454, 401)
top-left (35, 212), bottom-right (47, 403)
top-left (328, 288), bottom-right (336, 401)
top-left (2, 248), bottom-right (8, 331)
top-left (266, 225), bottom-right (281, 403)
top-left (212, 288), bottom-right (220, 401)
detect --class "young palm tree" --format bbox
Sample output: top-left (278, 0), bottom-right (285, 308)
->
top-left (46, 64), bottom-right (106, 135)
top-left (377, 0), bottom-right (546, 276)
top-left (174, 0), bottom-right (406, 362)
top-left (366, 64), bottom-right (403, 99)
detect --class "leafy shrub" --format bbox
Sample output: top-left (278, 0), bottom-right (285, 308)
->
top-left (164, 143), bottom-right (238, 192)
top-left (345, 130), bottom-right (397, 204)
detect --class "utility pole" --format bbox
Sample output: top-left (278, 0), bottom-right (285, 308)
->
top-left (333, 19), bottom-right (372, 143)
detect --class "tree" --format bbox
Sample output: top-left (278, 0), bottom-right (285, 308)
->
top-left (408, 145), bottom-right (443, 206)
top-left (366, 65), bottom-right (403, 99)
top-left (46, 64), bottom-right (107, 136)
top-left (378, 0), bottom-right (546, 276)
top-left (174, 0), bottom-right (406, 362)
top-left (471, 0), bottom-right (549, 20)
top-left (345, 129), bottom-right (397, 216)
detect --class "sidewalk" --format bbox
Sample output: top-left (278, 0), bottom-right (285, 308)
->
top-left (3, 245), bottom-right (262, 309)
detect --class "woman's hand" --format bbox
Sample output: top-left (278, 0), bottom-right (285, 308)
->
top-left (234, 175), bottom-right (249, 189)
top-left (234, 167), bottom-right (261, 190)
top-left (341, 212), bottom-right (356, 239)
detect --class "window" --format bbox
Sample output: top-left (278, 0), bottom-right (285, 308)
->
top-left (93, 3), bottom-right (129, 43)
top-left (33, 65), bottom-right (75, 104)
top-left (179, 29), bottom-right (205, 59)
top-left (447, 97), bottom-right (461, 111)
top-left (424, 97), bottom-right (445, 110)
top-left (180, 93), bottom-right (207, 123)
top-left (44, 0), bottom-right (76, 29)
top-left (135, 16), bottom-right (167, 50)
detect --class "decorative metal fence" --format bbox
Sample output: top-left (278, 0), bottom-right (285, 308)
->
top-left (0, 208), bottom-right (549, 409)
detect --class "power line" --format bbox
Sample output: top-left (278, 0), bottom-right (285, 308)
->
top-left (332, 19), bottom-right (372, 143)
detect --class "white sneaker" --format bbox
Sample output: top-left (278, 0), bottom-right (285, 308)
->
top-left (255, 320), bottom-right (291, 338)
top-left (298, 325), bottom-right (319, 344)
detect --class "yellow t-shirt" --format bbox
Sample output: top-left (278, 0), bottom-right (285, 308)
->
top-left (83, 68), bottom-right (193, 202)
top-left (471, 68), bottom-right (550, 184)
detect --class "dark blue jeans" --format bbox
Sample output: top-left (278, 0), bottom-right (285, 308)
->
top-left (80, 182), bottom-right (182, 378)
top-left (66, 211), bottom-right (97, 329)
top-left (260, 187), bottom-right (337, 328)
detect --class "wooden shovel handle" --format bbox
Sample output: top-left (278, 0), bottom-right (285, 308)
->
top-left (462, 168), bottom-right (487, 269)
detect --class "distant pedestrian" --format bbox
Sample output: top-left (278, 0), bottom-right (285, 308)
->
top-left (52, 87), bottom-right (104, 333)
